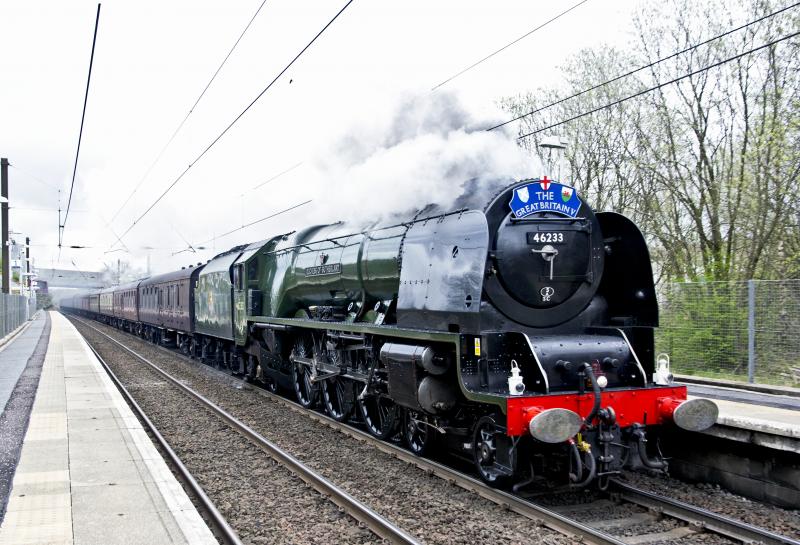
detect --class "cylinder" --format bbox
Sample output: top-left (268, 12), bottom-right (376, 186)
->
top-left (416, 376), bottom-right (458, 414)
top-left (379, 343), bottom-right (448, 375)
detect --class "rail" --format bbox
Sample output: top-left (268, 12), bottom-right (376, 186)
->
top-left (71, 316), bottom-right (625, 545)
top-left (73, 316), bottom-right (421, 545)
top-left (72, 315), bottom-right (800, 545)
top-left (609, 480), bottom-right (800, 545)
top-left (85, 342), bottom-right (243, 545)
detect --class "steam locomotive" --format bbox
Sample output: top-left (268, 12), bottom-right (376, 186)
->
top-left (62, 178), bottom-right (717, 488)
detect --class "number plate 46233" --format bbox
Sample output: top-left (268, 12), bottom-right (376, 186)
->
top-left (527, 232), bottom-right (564, 244)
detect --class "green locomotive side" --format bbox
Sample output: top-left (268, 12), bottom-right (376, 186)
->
top-left (234, 222), bottom-right (407, 346)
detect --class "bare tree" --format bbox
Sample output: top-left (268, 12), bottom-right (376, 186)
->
top-left (501, 0), bottom-right (800, 282)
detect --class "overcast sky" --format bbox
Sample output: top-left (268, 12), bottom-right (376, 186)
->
top-left (0, 0), bottom-right (642, 278)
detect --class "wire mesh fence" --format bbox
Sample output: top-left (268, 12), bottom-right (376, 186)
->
top-left (0, 294), bottom-right (35, 339)
top-left (656, 279), bottom-right (800, 387)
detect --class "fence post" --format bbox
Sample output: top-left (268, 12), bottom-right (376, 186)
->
top-left (747, 279), bottom-right (756, 383)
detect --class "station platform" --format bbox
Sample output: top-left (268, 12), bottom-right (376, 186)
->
top-left (0, 311), bottom-right (218, 545)
top-left (669, 382), bottom-right (800, 507)
top-left (686, 385), bottom-right (800, 454)
top-left (0, 312), bottom-right (45, 416)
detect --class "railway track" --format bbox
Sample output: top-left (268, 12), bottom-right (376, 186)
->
top-left (72, 315), bottom-right (800, 545)
top-left (610, 481), bottom-right (798, 545)
top-left (78, 317), bottom-right (418, 545)
top-left (86, 342), bottom-right (244, 545)
top-left (537, 481), bottom-right (800, 545)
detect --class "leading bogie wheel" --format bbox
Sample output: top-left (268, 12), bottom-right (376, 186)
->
top-left (403, 409), bottom-right (434, 456)
top-left (473, 416), bottom-right (512, 487)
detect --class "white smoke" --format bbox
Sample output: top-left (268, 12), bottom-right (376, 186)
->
top-left (303, 90), bottom-right (538, 226)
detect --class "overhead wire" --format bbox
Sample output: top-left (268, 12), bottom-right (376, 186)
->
top-left (108, 0), bottom-right (270, 224)
top-left (200, 199), bottom-right (312, 245)
top-left (100, 216), bottom-right (129, 253)
top-left (61, 3), bottom-right (101, 249)
top-left (232, 161), bottom-right (305, 226)
top-left (30, 242), bottom-right (204, 252)
top-left (39, 244), bottom-right (93, 249)
top-left (517, 30), bottom-right (800, 140)
top-left (8, 163), bottom-right (59, 191)
top-left (110, 0), bottom-right (354, 250)
top-left (230, 161), bottom-right (304, 218)
top-left (488, 0), bottom-right (800, 131)
top-left (251, 161), bottom-right (303, 191)
top-left (431, 0), bottom-right (590, 91)
top-left (11, 207), bottom-right (87, 213)
top-left (41, 4), bottom-right (800, 266)
top-left (169, 222), bottom-right (205, 256)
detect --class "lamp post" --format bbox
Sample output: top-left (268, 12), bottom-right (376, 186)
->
top-left (538, 136), bottom-right (568, 182)
top-left (25, 237), bottom-right (30, 296)
top-left (1, 158), bottom-right (8, 294)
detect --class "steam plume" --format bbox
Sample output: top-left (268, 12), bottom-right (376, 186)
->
top-left (304, 90), bottom-right (537, 226)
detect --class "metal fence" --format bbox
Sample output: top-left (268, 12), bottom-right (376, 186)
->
top-left (0, 294), bottom-right (36, 339)
top-left (656, 280), bottom-right (800, 387)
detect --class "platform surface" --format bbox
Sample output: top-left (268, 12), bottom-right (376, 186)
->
top-left (686, 382), bottom-right (800, 411)
top-left (0, 311), bottom-right (218, 545)
top-left (707, 397), bottom-right (799, 433)
top-left (686, 383), bottom-right (800, 429)
top-left (688, 385), bottom-right (800, 452)
top-left (0, 314), bottom-right (44, 413)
